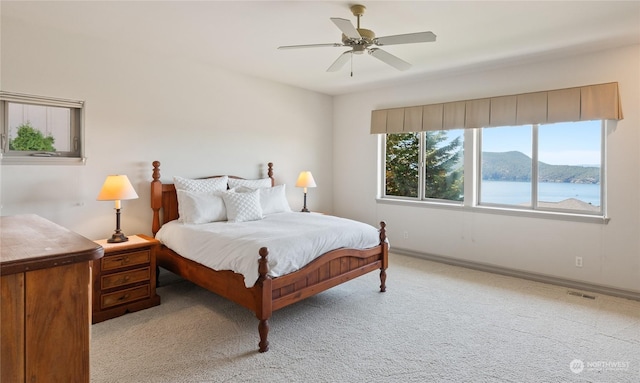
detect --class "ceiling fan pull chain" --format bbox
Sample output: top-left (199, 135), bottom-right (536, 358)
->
top-left (350, 53), bottom-right (354, 77)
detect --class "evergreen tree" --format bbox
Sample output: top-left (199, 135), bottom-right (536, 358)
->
top-left (424, 131), bottom-right (463, 201)
top-left (385, 131), bottom-right (463, 200)
top-left (386, 133), bottom-right (419, 197)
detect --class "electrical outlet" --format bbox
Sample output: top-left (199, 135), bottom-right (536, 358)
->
top-left (575, 256), bottom-right (583, 268)
top-left (403, 231), bottom-right (409, 239)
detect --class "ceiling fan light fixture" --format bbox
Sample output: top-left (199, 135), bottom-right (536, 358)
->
top-left (353, 45), bottom-right (366, 55)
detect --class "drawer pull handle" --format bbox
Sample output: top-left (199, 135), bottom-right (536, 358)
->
top-left (119, 294), bottom-right (130, 301)
top-left (113, 256), bottom-right (130, 265)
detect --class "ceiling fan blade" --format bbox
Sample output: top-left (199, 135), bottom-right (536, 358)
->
top-left (278, 43), bottom-right (344, 50)
top-left (327, 51), bottom-right (352, 72)
top-left (330, 17), bottom-right (361, 40)
top-left (375, 31), bottom-right (437, 46)
top-left (368, 48), bottom-right (411, 71)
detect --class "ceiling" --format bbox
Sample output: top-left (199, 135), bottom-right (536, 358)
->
top-left (3, 1), bottom-right (640, 96)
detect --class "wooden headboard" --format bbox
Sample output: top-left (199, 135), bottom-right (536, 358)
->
top-left (150, 161), bottom-right (274, 236)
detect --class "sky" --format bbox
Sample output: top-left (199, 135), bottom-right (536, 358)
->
top-left (481, 120), bottom-right (602, 166)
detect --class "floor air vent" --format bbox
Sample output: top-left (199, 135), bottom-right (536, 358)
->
top-left (567, 290), bottom-right (596, 300)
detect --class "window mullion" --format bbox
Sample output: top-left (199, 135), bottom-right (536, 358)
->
top-left (532, 124), bottom-right (539, 209)
top-left (379, 134), bottom-right (387, 198)
top-left (600, 120), bottom-right (607, 216)
top-left (465, 128), bottom-right (477, 207)
top-left (419, 132), bottom-right (426, 200)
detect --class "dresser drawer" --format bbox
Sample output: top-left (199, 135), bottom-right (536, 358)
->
top-left (102, 250), bottom-right (150, 271)
top-left (101, 267), bottom-right (150, 290)
top-left (101, 285), bottom-right (150, 309)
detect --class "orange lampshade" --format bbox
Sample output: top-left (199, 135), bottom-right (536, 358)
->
top-left (295, 171), bottom-right (317, 188)
top-left (97, 175), bottom-right (139, 201)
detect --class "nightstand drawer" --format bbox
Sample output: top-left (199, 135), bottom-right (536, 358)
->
top-left (101, 285), bottom-right (150, 309)
top-left (102, 250), bottom-right (150, 271)
top-left (101, 267), bottom-right (150, 290)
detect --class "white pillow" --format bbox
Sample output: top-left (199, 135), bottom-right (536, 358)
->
top-left (176, 190), bottom-right (227, 224)
top-left (228, 177), bottom-right (271, 190)
top-left (174, 175), bottom-right (228, 193)
top-left (222, 189), bottom-right (263, 223)
top-left (257, 185), bottom-right (291, 215)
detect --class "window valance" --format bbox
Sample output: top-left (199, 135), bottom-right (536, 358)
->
top-left (371, 82), bottom-right (623, 134)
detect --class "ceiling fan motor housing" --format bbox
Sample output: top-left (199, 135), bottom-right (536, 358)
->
top-left (341, 28), bottom-right (375, 53)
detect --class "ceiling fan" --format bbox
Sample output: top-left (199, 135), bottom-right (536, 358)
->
top-left (278, 4), bottom-right (436, 74)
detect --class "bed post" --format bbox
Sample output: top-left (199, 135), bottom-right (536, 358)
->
top-left (151, 161), bottom-right (162, 236)
top-left (267, 162), bottom-right (274, 187)
top-left (256, 247), bottom-right (272, 352)
top-left (379, 221), bottom-right (387, 293)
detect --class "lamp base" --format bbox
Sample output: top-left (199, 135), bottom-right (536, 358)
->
top-left (107, 232), bottom-right (129, 243)
top-left (301, 191), bottom-right (310, 213)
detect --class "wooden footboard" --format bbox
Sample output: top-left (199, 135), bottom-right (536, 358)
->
top-left (151, 160), bottom-right (388, 352)
top-left (271, 243), bottom-right (388, 311)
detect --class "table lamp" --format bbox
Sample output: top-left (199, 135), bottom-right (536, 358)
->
top-left (97, 175), bottom-right (139, 243)
top-left (295, 171), bottom-right (316, 212)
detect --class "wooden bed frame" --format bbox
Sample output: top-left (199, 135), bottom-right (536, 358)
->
top-left (150, 161), bottom-right (388, 352)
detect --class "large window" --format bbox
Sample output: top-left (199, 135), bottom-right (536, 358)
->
top-left (377, 82), bottom-right (620, 220)
top-left (480, 121), bottom-right (602, 213)
top-left (385, 129), bottom-right (464, 202)
top-left (1, 92), bottom-right (84, 164)
top-left (383, 121), bottom-right (604, 216)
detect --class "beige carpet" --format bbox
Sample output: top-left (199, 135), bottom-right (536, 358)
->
top-left (91, 253), bottom-right (640, 383)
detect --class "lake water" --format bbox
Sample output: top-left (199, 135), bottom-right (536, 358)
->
top-left (481, 180), bottom-right (600, 206)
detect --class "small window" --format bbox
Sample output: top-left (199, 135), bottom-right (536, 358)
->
top-left (425, 129), bottom-right (464, 201)
top-left (1, 92), bottom-right (84, 164)
top-left (480, 125), bottom-right (532, 205)
top-left (385, 132), bottom-right (420, 198)
top-left (537, 121), bottom-right (601, 212)
top-left (384, 129), bottom-right (464, 202)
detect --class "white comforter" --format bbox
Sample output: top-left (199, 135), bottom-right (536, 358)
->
top-left (155, 212), bottom-right (382, 287)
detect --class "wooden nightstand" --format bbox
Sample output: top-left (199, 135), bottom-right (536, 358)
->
top-left (92, 234), bottom-right (160, 323)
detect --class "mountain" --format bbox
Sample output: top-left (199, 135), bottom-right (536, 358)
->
top-left (481, 151), bottom-right (600, 184)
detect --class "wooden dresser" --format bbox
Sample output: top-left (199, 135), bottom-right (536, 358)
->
top-left (92, 234), bottom-right (160, 323)
top-left (0, 214), bottom-right (104, 383)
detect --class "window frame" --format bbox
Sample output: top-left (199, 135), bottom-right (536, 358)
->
top-left (382, 129), bottom-right (466, 205)
top-left (378, 121), bottom-right (609, 223)
top-left (0, 91), bottom-right (86, 165)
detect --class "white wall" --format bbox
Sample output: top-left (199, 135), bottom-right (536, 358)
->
top-left (333, 44), bottom-right (640, 294)
top-left (2, 6), bottom-right (638, 296)
top-left (0, 15), bottom-right (333, 240)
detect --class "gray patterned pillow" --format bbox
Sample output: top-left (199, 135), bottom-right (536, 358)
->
top-left (222, 189), bottom-right (263, 222)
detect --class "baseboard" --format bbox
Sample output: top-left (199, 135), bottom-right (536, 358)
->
top-left (392, 247), bottom-right (640, 302)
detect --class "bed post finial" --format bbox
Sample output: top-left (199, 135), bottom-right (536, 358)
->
top-left (258, 247), bottom-right (269, 282)
top-left (379, 221), bottom-right (387, 244)
top-left (152, 161), bottom-right (161, 181)
top-left (267, 162), bottom-right (274, 186)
